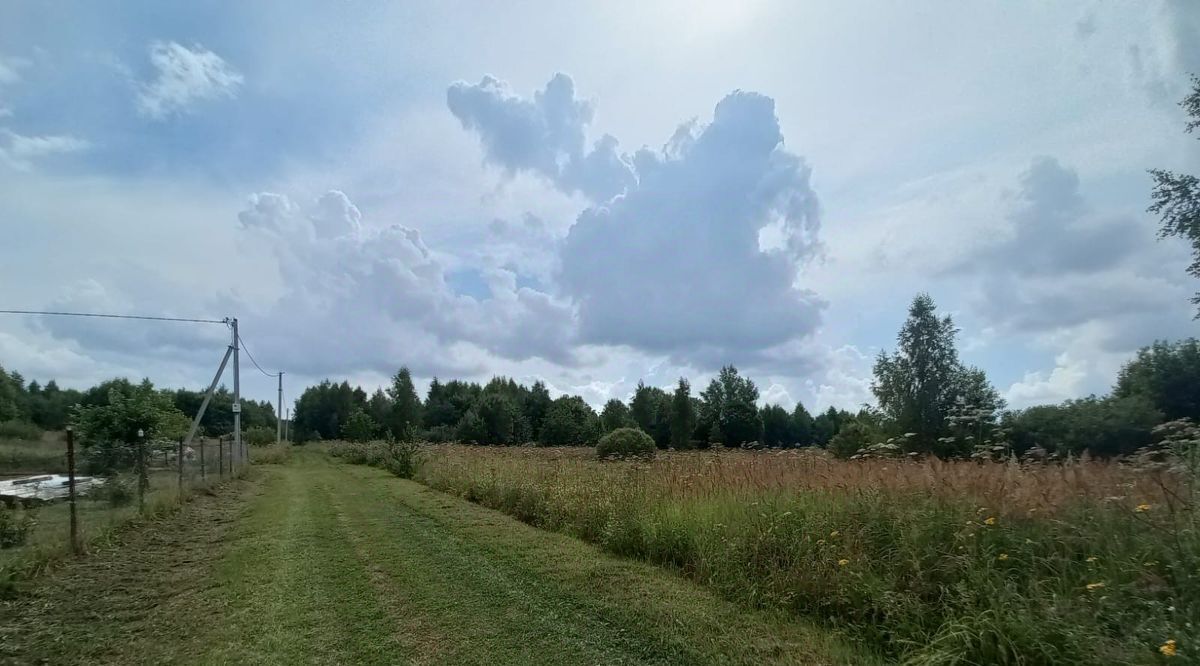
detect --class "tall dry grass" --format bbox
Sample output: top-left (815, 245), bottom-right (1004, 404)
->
top-left (413, 445), bottom-right (1197, 664)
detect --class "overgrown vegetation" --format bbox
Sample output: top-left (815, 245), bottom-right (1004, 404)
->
top-left (416, 444), bottom-right (1198, 664)
top-left (328, 439), bottom-right (425, 479)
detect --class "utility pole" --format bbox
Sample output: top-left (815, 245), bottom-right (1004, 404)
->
top-left (231, 318), bottom-right (242, 467)
top-left (276, 372), bottom-right (284, 445)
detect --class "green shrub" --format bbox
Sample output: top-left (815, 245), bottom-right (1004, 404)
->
top-left (0, 505), bottom-right (35, 549)
top-left (249, 443), bottom-right (291, 464)
top-left (382, 440), bottom-right (424, 479)
top-left (828, 422), bottom-right (874, 459)
top-left (0, 420), bottom-right (42, 441)
top-left (596, 428), bottom-right (656, 460)
top-left (243, 426), bottom-right (277, 447)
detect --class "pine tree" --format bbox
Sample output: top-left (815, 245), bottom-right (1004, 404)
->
top-left (669, 378), bottom-right (696, 449)
top-left (386, 367), bottom-right (423, 437)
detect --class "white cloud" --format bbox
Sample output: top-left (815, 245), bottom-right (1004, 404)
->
top-left (137, 42), bottom-right (243, 120)
top-left (1005, 352), bottom-right (1090, 408)
top-left (0, 130), bottom-right (89, 170)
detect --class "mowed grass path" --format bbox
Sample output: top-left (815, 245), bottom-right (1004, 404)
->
top-left (0, 451), bottom-right (876, 665)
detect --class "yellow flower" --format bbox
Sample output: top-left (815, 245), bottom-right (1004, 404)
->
top-left (1085, 582), bottom-right (1105, 591)
top-left (1160, 639), bottom-right (1177, 657)
top-left (1136, 503), bottom-right (1152, 513)
top-left (829, 530), bottom-right (840, 538)
top-left (984, 516), bottom-right (997, 526)
top-left (837, 559), bottom-right (850, 566)
top-left (998, 553), bottom-right (1009, 561)
top-left (1086, 556), bottom-right (1098, 563)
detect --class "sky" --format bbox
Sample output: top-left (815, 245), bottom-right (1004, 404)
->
top-left (1, 1), bottom-right (1199, 414)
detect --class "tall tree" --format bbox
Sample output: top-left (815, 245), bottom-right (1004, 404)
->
top-left (873, 294), bottom-right (999, 455)
top-left (523, 380), bottom-right (552, 439)
top-left (629, 381), bottom-right (667, 434)
top-left (386, 367), bottom-right (423, 437)
top-left (791, 401), bottom-right (814, 446)
top-left (1115, 338), bottom-right (1200, 421)
top-left (538, 396), bottom-right (600, 446)
top-left (1149, 76), bottom-right (1200, 314)
top-left (669, 378), bottom-right (696, 449)
top-left (699, 366), bottom-right (761, 446)
top-left (600, 398), bottom-right (633, 433)
top-left (760, 404), bottom-right (791, 447)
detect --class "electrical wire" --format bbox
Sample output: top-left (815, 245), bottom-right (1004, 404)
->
top-left (236, 332), bottom-right (281, 378)
top-left (0, 309), bottom-right (228, 324)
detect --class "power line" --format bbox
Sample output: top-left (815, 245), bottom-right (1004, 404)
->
top-left (236, 332), bottom-right (280, 378)
top-left (0, 309), bottom-right (228, 325)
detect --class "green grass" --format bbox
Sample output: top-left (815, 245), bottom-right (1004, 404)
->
top-left (0, 435), bottom-right (66, 475)
top-left (0, 448), bottom-right (876, 665)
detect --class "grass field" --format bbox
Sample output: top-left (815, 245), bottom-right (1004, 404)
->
top-left (0, 449), bottom-right (876, 665)
top-left (414, 445), bottom-right (1198, 664)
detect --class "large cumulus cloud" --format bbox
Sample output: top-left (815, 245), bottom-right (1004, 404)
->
top-left (234, 190), bottom-right (579, 377)
top-left (447, 73), bottom-right (636, 202)
top-left (452, 74), bottom-right (825, 366)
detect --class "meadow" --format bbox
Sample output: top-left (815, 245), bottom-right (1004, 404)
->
top-left (403, 444), bottom-right (1197, 664)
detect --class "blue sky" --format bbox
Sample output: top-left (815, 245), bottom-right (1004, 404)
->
top-left (1, 1), bottom-right (1198, 412)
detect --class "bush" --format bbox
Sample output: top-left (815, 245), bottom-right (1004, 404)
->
top-left (0, 420), bottom-right (42, 441)
top-left (0, 505), bottom-right (35, 549)
top-left (422, 424), bottom-right (455, 443)
top-left (382, 440), bottom-right (424, 479)
top-left (596, 428), bottom-right (656, 460)
top-left (243, 426), bottom-right (276, 447)
top-left (89, 475), bottom-right (135, 507)
top-left (828, 422), bottom-right (874, 459)
top-left (249, 443), bottom-right (291, 464)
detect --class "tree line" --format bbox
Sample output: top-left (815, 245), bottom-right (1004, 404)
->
top-left (0, 372), bottom-right (277, 440)
top-left (290, 291), bottom-right (1200, 461)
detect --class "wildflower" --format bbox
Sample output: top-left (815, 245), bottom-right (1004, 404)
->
top-left (838, 559), bottom-right (850, 566)
top-left (984, 516), bottom-right (997, 526)
top-left (829, 530), bottom-right (840, 538)
top-left (998, 553), bottom-right (1009, 561)
top-left (1160, 639), bottom-right (1177, 657)
top-left (1086, 582), bottom-right (1105, 591)
top-left (1135, 503), bottom-right (1152, 512)
top-left (1086, 556), bottom-right (1098, 563)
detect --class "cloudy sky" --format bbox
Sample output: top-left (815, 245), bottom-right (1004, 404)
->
top-left (1, 1), bottom-right (1199, 413)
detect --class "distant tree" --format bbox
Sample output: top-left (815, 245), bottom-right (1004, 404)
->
top-left (471, 392), bottom-right (522, 444)
top-left (760, 404), bottom-right (791, 447)
top-left (873, 293), bottom-right (1000, 456)
top-left (386, 367), bottom-right (423, 437)
top-left (669, 378), bottom-right (696, 449)
top-left (652, 392), bottom-right (674, 448)
top-left (538, 396), bottom-right (600, 446)
top-left (1115, 338), bottom-right (1200, 422)
top-left (73, 379), bottom-right (190, 472)
top-left (454, 410), bottom-right (488, 444)
top-left (523, 380), bottom-right (552, 439)
top-left (292, 380), bottom-right (368, 441)
top-left (341, 407), bottom-right (380, 442)
top-left (1002, 395), bottom-right (1162, 458)
top-left (1149, 75), bottom-right (1200, 314)
top-left (700, 366), bottom-right (761, 447)
top-left (600, 398), bottom-right (633, 433)
top-left (366, 388), bottom-right (392, 430)
top-left (791, 401), bottom-right (814, 446)
top-left (812, 406), bottom-right (851, 446)
top-left (424, 379), bottom-right (481, 429)
top-left (629, 381), bottom-right (668, 434)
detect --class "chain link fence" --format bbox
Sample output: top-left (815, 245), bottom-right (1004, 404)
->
top-left (1, 431), bottom-right (250, 589)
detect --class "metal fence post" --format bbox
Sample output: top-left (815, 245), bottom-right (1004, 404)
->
top-left (66, 426), bottom-right (79, 554)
